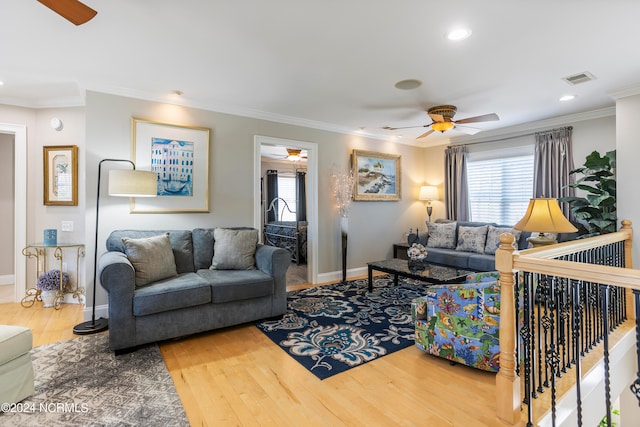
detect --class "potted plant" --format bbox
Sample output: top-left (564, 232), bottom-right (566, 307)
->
top-left (36, 269), bottom-right (70, 308)
top-left (560, 150), bottom-right (616, 236)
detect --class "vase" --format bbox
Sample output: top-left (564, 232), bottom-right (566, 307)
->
top-left (40, 290), bottom-right (57, 308)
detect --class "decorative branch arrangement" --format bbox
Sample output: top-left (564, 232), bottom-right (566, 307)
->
top-left (330, 166), bottom-right (355, 219)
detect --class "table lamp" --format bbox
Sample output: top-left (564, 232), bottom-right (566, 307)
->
top-left (513, 198), bottom-right (577, 247)
top-left (73, 159), bottom-right (157, 335)
top-left (418, 185), bottom-right (439, 222)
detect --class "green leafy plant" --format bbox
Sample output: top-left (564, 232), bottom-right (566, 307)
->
top-left (560, 150), bottom-right (616, 235)
top-left (598, 407), bottom-right (620, 427)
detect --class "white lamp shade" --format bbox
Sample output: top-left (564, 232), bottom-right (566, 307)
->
top-left (514, 198), bottom-right (578, 233)
top-left (418, 185), bottom-right (439, 201)
top-left (108, 170), bottom-right (157, 197)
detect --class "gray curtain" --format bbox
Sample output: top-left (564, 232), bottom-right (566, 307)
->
top-left (265, 170), bottom-right (278, 222)
top-left (533, 127), bottom-right (575, 218)
top-left (296, 170), bottom-right (307, 222)
top-left (444, 145), bottom-right (469, 221)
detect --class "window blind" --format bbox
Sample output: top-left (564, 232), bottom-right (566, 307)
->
top-left (466, 145), bottom-right (534, 225)
top-left (277, 175), bottom-right (297, 221)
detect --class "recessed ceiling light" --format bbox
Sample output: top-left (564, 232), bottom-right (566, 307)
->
top-left (0, 81), bottom-right (4, 86)
top-left (446, 28), bottom-right (472, 41)
top-left (394, 79), bottom-right (422, 90)
top-left (559, 94), bottom-right (576, 101)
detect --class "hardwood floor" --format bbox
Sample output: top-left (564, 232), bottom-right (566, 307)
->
top-left (0, 290), bottom-right (517, 427)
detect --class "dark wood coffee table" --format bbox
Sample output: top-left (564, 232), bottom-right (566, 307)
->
top-left (366, 258), bottom-right (473, 292)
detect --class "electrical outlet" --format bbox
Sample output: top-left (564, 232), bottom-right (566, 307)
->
top-left (61, 221), bottom-right (73, 232)
top-left (62, 262), bottom-right (68, 273)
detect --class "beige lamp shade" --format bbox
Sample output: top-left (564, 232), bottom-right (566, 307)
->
top-left (418, 185), bottom-right (438, 201)
top-left (108, 169), bottom-right (157, 197)
top-left (514, 198), bottom-right (577, 233)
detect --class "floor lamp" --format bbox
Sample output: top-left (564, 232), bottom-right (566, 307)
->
top-left (73, 159), bottom-right (157, 335)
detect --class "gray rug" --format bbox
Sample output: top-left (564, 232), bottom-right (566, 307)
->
top-left (1, 333), bottom-right (188, 426)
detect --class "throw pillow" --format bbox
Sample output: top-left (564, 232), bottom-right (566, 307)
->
top-left (210, 228), bottom-right (258, 270)
top-left (122, 233), bottom-right (178, 287)
top-left (426, 221), bottom-right (457, 249)
top-left (484, 226), bottom-right (523, 254)
top-left (456, 225), bottom-right (489, 254)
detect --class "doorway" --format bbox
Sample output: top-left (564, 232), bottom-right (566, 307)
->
top-left (253, 136), bottom-right (318, 285)
top-left (0, 123), bottom-right (27, 303)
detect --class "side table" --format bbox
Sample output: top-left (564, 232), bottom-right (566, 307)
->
top-left (393, 242), bottom-right (410, 260)
top-left (21, 243), bottom-right (85, 310)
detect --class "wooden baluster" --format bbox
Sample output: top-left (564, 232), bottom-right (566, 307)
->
top-left (496, 232), bottom-right (521, 424)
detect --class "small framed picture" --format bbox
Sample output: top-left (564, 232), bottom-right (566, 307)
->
top-left (352, 149), bottom-right (401, 201)
top-left (43, 145), bottom-right (78, 206)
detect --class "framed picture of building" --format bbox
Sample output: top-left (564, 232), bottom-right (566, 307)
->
top-left (131, 117), bottom-right (210, 213)
top-left (352, 149), bottom-right (401, 201)
top-left (43, 145), bottom-right (78, 206)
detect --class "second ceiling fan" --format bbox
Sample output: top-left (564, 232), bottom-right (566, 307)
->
top-left (383, 105), bottom-right (499, 139)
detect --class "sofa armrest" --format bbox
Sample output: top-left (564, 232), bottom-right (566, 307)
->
top-left (98, 251), bottom-right (137, 350)
top-left (255, 244), bottom-right (289, 277)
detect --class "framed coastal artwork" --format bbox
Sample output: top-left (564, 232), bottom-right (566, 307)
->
top-left (43, 145), bottom-right (78, 206)
top-left (131, 117), bottom-right (211, 213)
top-left (351, 149), bottom-right (401, 201)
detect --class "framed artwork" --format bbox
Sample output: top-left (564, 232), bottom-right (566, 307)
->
top-left (352, 149), bottom-right (401, 201)
top-left (131, 117), bottom-right (210, 213)
top-left (43, 145), bottom-right (78, 206)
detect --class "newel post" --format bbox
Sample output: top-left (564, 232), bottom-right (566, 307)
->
top-left (495, 232), bottom-right (521, 424)
top-left (621, 220), bottom-right (635, 321)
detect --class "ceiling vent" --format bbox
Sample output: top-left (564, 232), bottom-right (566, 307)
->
top-left (562, 71), bottom-right (596, 85)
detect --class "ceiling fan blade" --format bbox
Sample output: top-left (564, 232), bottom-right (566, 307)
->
top-left (417, 129), bottom-right (435, 139)
top-left (38, 0), bottom-right (97, 26)
top-left (382, 125), bottom-right (429, 131)
top-left (454, 113), bottom-right (499, 125)
top-left (428, 113), bottom-right (445, 122)
top-left (454, 125), bottom-right (482, 135)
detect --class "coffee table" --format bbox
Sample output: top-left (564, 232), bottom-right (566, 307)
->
top-left (366, 258), bottom-right (473, 292)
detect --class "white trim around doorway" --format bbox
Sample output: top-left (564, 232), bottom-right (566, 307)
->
top-left (253, 135), bottom-right (318, 285)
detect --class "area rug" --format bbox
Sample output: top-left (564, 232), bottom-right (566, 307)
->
top-left (256, 274), bottom-right (422, 380)
top-left (1, 333), bottom-right (188, 426)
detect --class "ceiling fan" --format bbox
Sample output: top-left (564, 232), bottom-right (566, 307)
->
top-left (383, 105), bottom-right (499, 139)
top-left (285, 148), bottom-right (308, 162)
top-left (38, 0), bottom-right (97, 26)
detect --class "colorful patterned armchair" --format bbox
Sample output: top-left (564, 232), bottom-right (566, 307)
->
top-left (411, 271), bottom-right (501, 372)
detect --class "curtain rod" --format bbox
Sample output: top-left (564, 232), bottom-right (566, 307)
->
top-left (451, 126), bottom-right (573, 147)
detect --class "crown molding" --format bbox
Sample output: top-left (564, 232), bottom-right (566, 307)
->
top-left (609, 84), bottom-right (640, 100)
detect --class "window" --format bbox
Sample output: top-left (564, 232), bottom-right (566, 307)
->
top-left (466, 145), bottom-right (534, 225)
top-left (277, 174), bottom-right (297, 221)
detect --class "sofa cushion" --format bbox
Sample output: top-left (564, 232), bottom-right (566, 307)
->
top-left (133, 272), bottom-right (211, 316)
top-left (107, 230), bottom-right (194, 274)
top-left (0, 325), bottom-right (32, 365)
top-left (210, 228), bottom-right (258, 270)
top-left (122, 233), bottom-right (178, 287)
top-left (484, 225), bottom-right (522, 254)
top-left (197, 269), bottom-right (274, 303)
top-left (456, 225), bottom-right (488, 254)
top-left (192, 228), bottom-right (216, 270)
top-left (467, 254), bottom-right (497, 272)
top-left (426, 248), bottom-right (470, 269)
top-left (426, 221), bottom-right (457, 249)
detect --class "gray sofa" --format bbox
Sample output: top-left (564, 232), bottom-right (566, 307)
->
top-left (99, 228), bottom-right (290, 352)
top-left (408, 221), bottom-right (531, 272)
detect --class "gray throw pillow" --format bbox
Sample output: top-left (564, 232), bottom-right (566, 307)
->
top-left (426, 221), bottom-right (457, 249)
top-left (210, 228), bottom-right (258, 270)
top-left (122, 233), bottom-right (178, 287)
top-left (484, 225), bottom-right (522, 254)
top-left (456, 225), bottom-right (489, 254)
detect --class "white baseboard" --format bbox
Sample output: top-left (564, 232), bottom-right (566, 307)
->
top-left (82, 304), bottom-right (109, 322)
top-left (317, 266), bottom-right (368, 284)
top-left (0, 274), bottom-right (14, 286)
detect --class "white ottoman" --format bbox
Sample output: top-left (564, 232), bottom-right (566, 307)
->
top-left (0, 325), bottom-right (34, 404)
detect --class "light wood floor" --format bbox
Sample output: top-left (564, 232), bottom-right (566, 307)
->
top-left (0, 286), bottom-right (520, 427)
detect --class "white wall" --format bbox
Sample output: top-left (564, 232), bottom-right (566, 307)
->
top-left (0, 133), bottom-right (14, 277)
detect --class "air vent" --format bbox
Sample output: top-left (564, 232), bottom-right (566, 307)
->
top-left (562, 71), bottom-right (596, 85)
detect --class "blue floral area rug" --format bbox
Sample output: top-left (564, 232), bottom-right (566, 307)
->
top-left (256, 275), bottom-right (423, 380)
